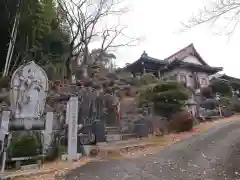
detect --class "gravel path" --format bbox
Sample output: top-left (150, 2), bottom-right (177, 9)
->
top-left (62, 120), bottom-right (240, 180)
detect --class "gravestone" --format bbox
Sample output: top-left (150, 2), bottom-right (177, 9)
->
top-left (67, 96), bottom-right (78, 161)
top-left (134, 118), bottom-right (149, 138)
top-left (92, 120), bottom-right (105, 142)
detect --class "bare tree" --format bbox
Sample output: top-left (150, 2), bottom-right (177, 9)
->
top-left (57, 0), bottom-right (139, 78)
top-left (181, 0), bottom-right (240, 36)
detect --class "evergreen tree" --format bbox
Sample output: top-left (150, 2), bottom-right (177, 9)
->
top-left (0, 0), bottom-right (71, 75)
top-left (138, 81), bottom-right (189, 118)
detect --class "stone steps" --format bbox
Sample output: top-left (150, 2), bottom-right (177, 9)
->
top-left (106, 134), bottom-right (136, 142)
top-left (105, 126), bottom-right (136, 142)
top-left (105, 126), bottom-right (119, 134)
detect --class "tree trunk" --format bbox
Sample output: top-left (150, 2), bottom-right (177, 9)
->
top-left (65, 56), bottom-right (71, 79)
top-left (81, 44), bottom-right (89, 78)
top-left (66, 45), bottom-right (74, 79)
top-left (82, 65), bottom-right (88, 78)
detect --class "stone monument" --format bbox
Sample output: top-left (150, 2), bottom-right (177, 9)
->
top-left (0, 61), bottom-right (53, 173)
top-left (67, 96), bottom-right (78, 161)
top-left (10, 61), bottom-right (49, 130)
top-left (43, 112), bottom-right (53, 152)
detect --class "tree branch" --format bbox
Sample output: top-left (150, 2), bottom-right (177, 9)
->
top-left (56, 0), bottom-right (140, 77)
top-left (181, 0), bottom-right (240, 36)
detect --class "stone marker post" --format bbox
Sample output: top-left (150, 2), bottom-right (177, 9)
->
top-left (67, 97), bottom-right (78, 161)
top-left (43, 112), bottom-right (53, 152)
top-left (66, 101), bottom-right (70, 124)
top-left (1, 111), bottom-right (10, 133)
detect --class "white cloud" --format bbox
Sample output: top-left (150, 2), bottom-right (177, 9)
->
top-left (113, 0), bottom-right (240, 78)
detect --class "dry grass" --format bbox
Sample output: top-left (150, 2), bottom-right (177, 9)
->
top-left (11, 158), bottom-right (89, 180)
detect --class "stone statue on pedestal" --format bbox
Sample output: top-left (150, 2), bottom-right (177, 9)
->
top-left (10, 61), bottom-right (48, 122)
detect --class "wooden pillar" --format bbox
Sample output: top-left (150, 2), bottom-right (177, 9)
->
top-left (136, 73), bottom-right (141, 79)
top-left (141, 61), bottom-right (145, 75)
top-left (132, 73), bottom-right (136, 78)
top-left (158, 70), bottom-right (161, 79)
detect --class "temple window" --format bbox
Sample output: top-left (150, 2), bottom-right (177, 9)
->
top-left (179, 74), bottom-right (187, 87)
top-left (179, 74), bottom-right (187, 83)
top-left (200, 77), bottom-right (208, 87)
top-left (77, 57), bottom-right (82, 65)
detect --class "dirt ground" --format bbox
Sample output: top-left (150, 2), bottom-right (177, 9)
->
top-left (63, 116), bottom-right (240, 180)
top-left (11, 115), bottom-right (239, 180)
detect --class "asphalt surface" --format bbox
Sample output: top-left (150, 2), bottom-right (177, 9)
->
top-left (62, 120), bottom-right (240, 180)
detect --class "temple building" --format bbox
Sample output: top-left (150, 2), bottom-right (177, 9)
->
top-left (124, 51), bottom-right (168, 78)
top-left (125, 44), bottom-right (222, 88)
top-left (124, 43), bottom-right (223, 116)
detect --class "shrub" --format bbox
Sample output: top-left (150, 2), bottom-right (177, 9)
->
top-left (117, 71), bottom-right (133, 81)
top-left (169, 110), bottom-right (194, 132)
top-left (219, 97), bottom-right (233, 107)
top-left (130, 78), bottom-right (140, 86)
top-left (200, 98), bottom-right (218, 110)
top-left (9, 134), bottom-right (40, 158)
top-left (139, 73), bottom-right (158, 85)
top-left (0, 76), bottom-right (10, 89)
top-left (137, 81), bottom-right (189, 118)
top-left (126, 87), bottom-right (137, 97)
top-left (45, 138), bottom-right (59, 161)
top-left (233, 100), bottom-right (240, 112)
top-left (116, 90), bottom-right (126, 99)
top-left (151, 81), bottom-right (189, 118)
top-left (137, 84), bottom-right (155, 107)
top-left (210, 79), bottom-right (232, 97)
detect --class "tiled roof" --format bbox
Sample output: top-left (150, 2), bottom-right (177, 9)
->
top-left (125, 44), bottom-right (223, 72)
top-left (163, 60), bottom-right (222, 73)
top-left (140, 56), bottom-right (168, 64)
top-left (165, 43), bottom-right (209, 66)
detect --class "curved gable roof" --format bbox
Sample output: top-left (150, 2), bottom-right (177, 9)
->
top-left (164, 43), bottom-right (209, 66)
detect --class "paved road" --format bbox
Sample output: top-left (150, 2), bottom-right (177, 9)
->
top-left (62, 120), bottom-right (240, 180)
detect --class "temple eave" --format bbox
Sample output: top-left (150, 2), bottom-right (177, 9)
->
top-left (164, 61), bottom-right (222, 73)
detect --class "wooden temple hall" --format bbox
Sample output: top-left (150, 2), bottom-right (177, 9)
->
top-left (124, 43), bottom-right (240, 117)
top-left (124, 44), bottom-right (223, 90)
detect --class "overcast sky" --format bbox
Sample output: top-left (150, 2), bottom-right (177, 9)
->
top-left (113, 0), bottom-right (240, 78)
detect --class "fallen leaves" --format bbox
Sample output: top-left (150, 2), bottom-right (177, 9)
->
top-left (11, 158), bottom-right (89, 180)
